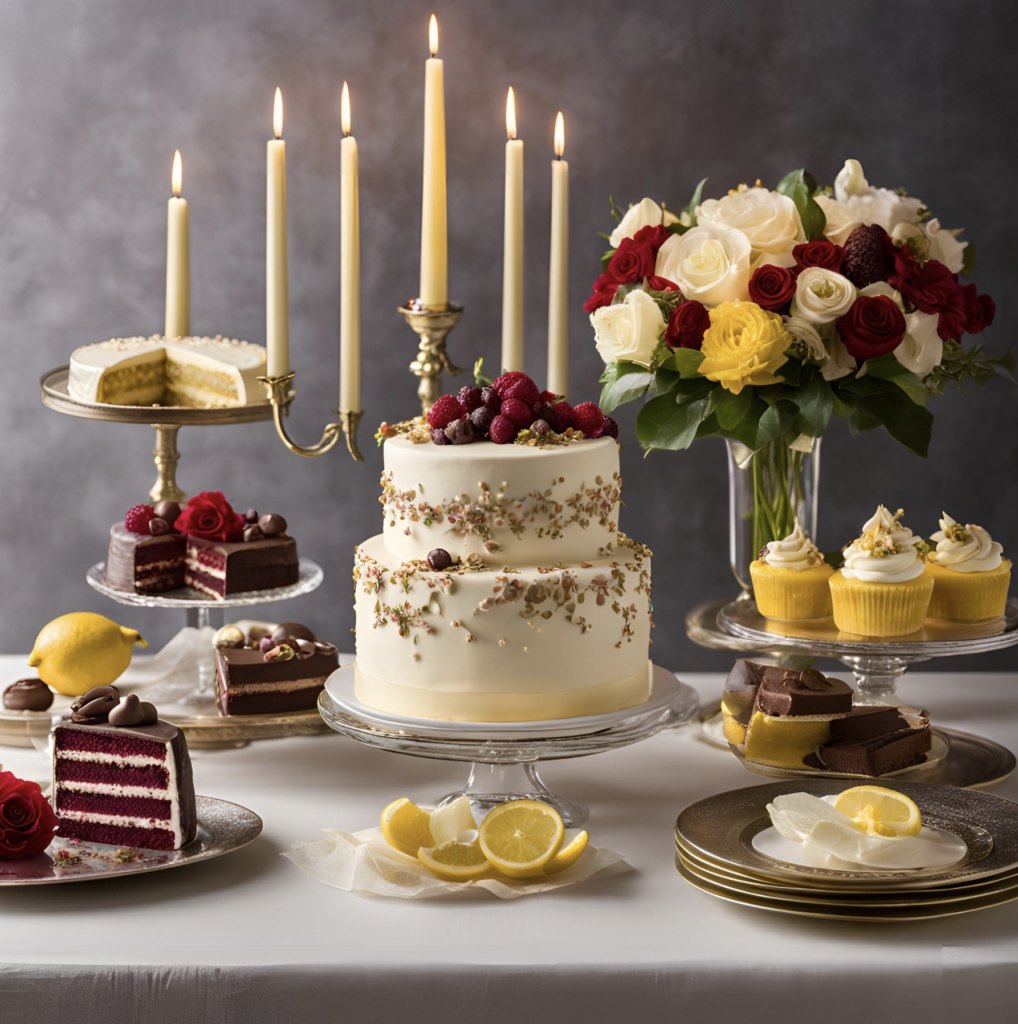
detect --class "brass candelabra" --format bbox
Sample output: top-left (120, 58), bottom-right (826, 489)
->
top-left (398, 301), bottom-right (465, 415)
top-left (257, 372), bottom-right (364, 461)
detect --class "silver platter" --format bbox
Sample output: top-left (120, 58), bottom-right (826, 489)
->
top-left (0, 796), bottom-right (261, 886)
top-left (85, 558), bottom-right (324, 610)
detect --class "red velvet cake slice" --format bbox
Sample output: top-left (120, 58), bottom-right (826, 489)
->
top-left (103, 523), bottom-right (186, 594)
top-left (185, 534), bottom-right (298, 599)
top-left (52, 688), bottom-right (197, 851)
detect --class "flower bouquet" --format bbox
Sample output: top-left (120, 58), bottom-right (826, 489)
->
top-left (587, 160), bottom-right (1013, 580)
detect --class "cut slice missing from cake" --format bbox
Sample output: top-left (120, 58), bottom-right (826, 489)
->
top-left (213, 621), bottom-right (339, 716)
top-left (67, 334), bottom-right (267, 409)
top-left (52, 687), bottom-right (197, 851)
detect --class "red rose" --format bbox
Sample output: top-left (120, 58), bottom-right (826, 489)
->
top-left (605, 236), bottom-right (656, 285)
top-left (792, 239), bottom-right (844, 274)
top-left (174, 491), bottom-right (246, 542)
top-left (748, 264), bottom-right (796, 313)
top-left (665, 300), bottom-right (711, 349)
top-left (837, 295), bottom-right (907, 359)
top-left (977, 292), bottom-right (996, 331)
top-left (632, 224), bottom-right (670, 253)
top-left (583, 273), bottom-right (618, 313)
top-left (888, 252), bottom-right (960, 315)
top-left (646, 276), bottom-right (679, 292)
top-left (0, 770), bottom-right (59, 860)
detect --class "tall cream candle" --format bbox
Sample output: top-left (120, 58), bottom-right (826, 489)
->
top-left (547, 112), bottom-right (569, 396)
top-left (165, 149), bottom-right (190, 339)
top-left (339, 81), bottom-right (361, 415)
top-left (419, 14), bottom-right (448, 310)
top-left (502, 86), bottom-right (524, 372)
top-left (266, 87), bottom-right (290, 377)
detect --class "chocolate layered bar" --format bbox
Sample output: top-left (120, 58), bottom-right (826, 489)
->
top-left (103, 522), bottom-right (186, 594)
top-left (818, 707), bottom-right (932, 775)
top-left (186, 534), bottom-right (298, 599)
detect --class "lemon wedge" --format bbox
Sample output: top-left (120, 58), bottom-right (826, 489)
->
top-left (478, 800), bottom-right (565, 878)
top-left (543, 829), bottom-right (589, 874)
top-left (834, 786), bottom-right (922, 838)
top-left (429, 796), bottom-right (477, 846)
top-left (418, 837), bottom-right (490, 882)
top-left (380, 797), bottom-right (434, 857)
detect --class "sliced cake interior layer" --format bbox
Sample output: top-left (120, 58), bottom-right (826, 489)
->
top-left (53, 719), bottom-right (197, 851)
top-left (186, 535), bottom-right (299, 599)
top-left (215, 645), bottom-right (338, 716)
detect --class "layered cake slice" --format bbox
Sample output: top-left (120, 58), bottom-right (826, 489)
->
top-left (52, 687), bottom-right (197, 851)
top-left (103, 495), bottom-right (298, 599)
top-left (214, 621), bottom-right (339, 715)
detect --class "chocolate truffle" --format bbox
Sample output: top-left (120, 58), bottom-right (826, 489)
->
top-left (272, 622), bottom-right (316, 644)
top-left (3, 678), bottom-right (54, 712)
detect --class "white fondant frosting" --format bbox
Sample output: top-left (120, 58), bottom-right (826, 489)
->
top-left (929, 512), bottom-right (1005, 573)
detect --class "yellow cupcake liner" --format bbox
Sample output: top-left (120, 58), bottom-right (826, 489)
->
top-left (749, 560), bottom-right (833, 621)
top-left (829, 569), bottom-right (934, 637)
top-left (925, 558), bottom-right (1011, 623)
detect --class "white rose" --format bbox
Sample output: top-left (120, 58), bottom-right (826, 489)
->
top-left (895, 309), bottom-right (943, 377)
top-left (609, 198), bottom-right (664, 248)
top-left (833, 158), bottom-right (923, 232)
top-left (891, 219), bottom-right (967, 275)
top-left (696, 187), bottom-right (804, 256)
top-left (792, 267), bottom-right (858, 325)
top-left (814, 195), bottom-right (861, 246)
top-left (821, 335), bottom-right (857, 381)
top-left (655, 224), bottom-right (752, 306)
top-left (590, 288), bottom-right (665, 367)
top-left (783, 315), bottom-right (827, 364)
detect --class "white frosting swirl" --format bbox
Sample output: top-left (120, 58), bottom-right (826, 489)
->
top-left (841, 505), bottom-right (925, 583)
top-left (763, 519), bottom-right (823, 571)
top-left (929, 513), bottom-right (1004, 573)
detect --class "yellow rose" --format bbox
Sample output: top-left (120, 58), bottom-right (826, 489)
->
top-left (698, 301), bottom-right (791, 395)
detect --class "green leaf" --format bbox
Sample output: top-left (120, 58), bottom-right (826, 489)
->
top-left (831, 390), bottom-right (856, 418)
top-left (853, 391), bottom-right (934, 456)
top-left (635, 393), bottom-right (709, 452)
top-left (684, 178), bottom-right (708, 223)
top-left (473, 358), bottom-right (493, 387)
top-left (776, 169), bottom-right (827, 242)
top-left (792, 374), bottom-right (834, 437)
top-left (672, 376), bottom-right (715, 402)
top-left (608, 194), bottom-right (621, 224)
top-left (849, 408), bottom-right (881, 434)
top-left (647, 368), bottom-right (682, 398)
top-left (862, 354), bottom-right (930, 406)
top-left (600, 248), bottom-right (616, 270)
top-left (599, 364), bottom-right (654, 413)
top-left (961, 241), bottom-right (977, 279)
top-left (714, 387), bottom-right (754, 431)
top-left (732, 397), bottom-right (795, 450)
top-left (660, 348), bottom-right (706, 378)
top-left (695, 412), bottom-right (723, 439)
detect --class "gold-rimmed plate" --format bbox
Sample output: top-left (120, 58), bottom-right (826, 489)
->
top-left (676, 779), bottom-right (1018, 890)
top-left (676, 853), bottom-right (1018, 922)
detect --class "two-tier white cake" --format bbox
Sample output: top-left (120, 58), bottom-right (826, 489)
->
top-left (353, 434), bottom-right (652, 722)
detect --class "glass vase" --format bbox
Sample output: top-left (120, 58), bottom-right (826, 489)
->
top-left (727, 437), bottom-right (820, 593)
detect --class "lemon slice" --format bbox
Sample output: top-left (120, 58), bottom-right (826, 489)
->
top-left (380, 797), bottom-right (434, 857)
top-left (543, 829), bottom-right (589, 874)
top-left (833, 786), bottom-right (922, 838)
top-left (478, 800), bottom-right (565, 878)
top-left (419, 838), bottom-right (490, 882)
top-left (429, 796), bottom-right (477, 846)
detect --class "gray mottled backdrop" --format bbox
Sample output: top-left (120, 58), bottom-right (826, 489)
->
top-left (1, 0), bottom-right (1016, 674)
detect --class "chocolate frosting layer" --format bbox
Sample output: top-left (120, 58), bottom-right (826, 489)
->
top-left (754, 667), bottom-right (853, 718)
top-left (828, 704), bottom-right (909, 743)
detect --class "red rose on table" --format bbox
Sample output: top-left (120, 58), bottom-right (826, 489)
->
top-left (837, 295), bottom-right (907, 359)
top-left (632, 224), bottom-right (670, 253)
top-left (583, 273), bottom-right (619, 313)
top-left (174, 491), bottom-right (246, 542)
top-left (605, 236), bottom-right (656, 285)
top-left (665, 300), bottom-right (711, 349)
top-left (792, 240), bottom-right (844, 274)
top-left (747, 264), bottom-right (796, 313)
top-left (0, 771), bottom-right (59, 860)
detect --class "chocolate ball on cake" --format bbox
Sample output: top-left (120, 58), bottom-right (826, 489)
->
top-left (428, 548), bottom-right (453, 572)
top-left (152, 501), bottom-right (181, 524)
top-left (272, 622), bottom-right (316, 644)
top-left (258, 513), bottom-right (287, 537)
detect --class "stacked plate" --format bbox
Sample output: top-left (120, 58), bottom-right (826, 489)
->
top-left (676, 779), bottom-right (1018, 921)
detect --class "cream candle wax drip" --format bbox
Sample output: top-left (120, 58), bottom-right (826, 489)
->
top-left (502, 86), bottom-right (524, 372)
top-left (339, 81), bottom-right (361, 415)
top-left (266, 87), bottom-right (290, 377)
top-left (547, 112), bottom-right (569, 396)
top-left (419, 13), bottom-right (448, 311)
top-left (164, 150), bottom-right (190, 340)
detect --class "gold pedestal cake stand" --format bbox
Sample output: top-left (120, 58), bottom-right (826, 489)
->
top-left (687, 596), bottom-right (1018, 789)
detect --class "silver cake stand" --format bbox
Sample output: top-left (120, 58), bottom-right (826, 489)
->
top-left (318, 663), bottom-right (700, 827)
top-left (687, 596), bottom-right (1018, 788)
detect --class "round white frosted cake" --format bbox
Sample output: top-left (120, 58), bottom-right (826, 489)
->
top-left (67, 334), bottom-right (267, 408)
top-left (353, 434), bottom-right (653, 722)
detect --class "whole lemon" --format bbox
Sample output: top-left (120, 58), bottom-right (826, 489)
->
top-left (28, 613), bottom-right (148, 697)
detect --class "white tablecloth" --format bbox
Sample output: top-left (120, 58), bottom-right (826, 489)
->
top-left (1, 656), bottom-right (1017, 1023)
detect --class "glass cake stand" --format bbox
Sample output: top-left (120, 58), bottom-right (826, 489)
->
top-left (74, 558), bottom-right (326, 748)
top-left (686, 595), bottom-right (1018, 788)
top-left (318, 663), bottom-right (700, 827)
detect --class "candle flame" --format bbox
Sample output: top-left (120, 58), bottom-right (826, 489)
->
top-left (273, 87), bottom-right (284, 139)
top-left (506, 86), bottom-right (517, 140)
top-left (429, 13), bottom-right (439, 56)
top-left (341, 81), bottom-right (352, 136)
top-left (171, 149), bottom-right (183, 197)
top-left (553, 112), bottom-right (565, 158)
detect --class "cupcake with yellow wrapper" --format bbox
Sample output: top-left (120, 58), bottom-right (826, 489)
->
top-left (829, 506), bottom-right (933, 637)
top-left (749, 519), bottom-right (833, 621)
top-left (925, 513), bottom-right (1011, 623)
